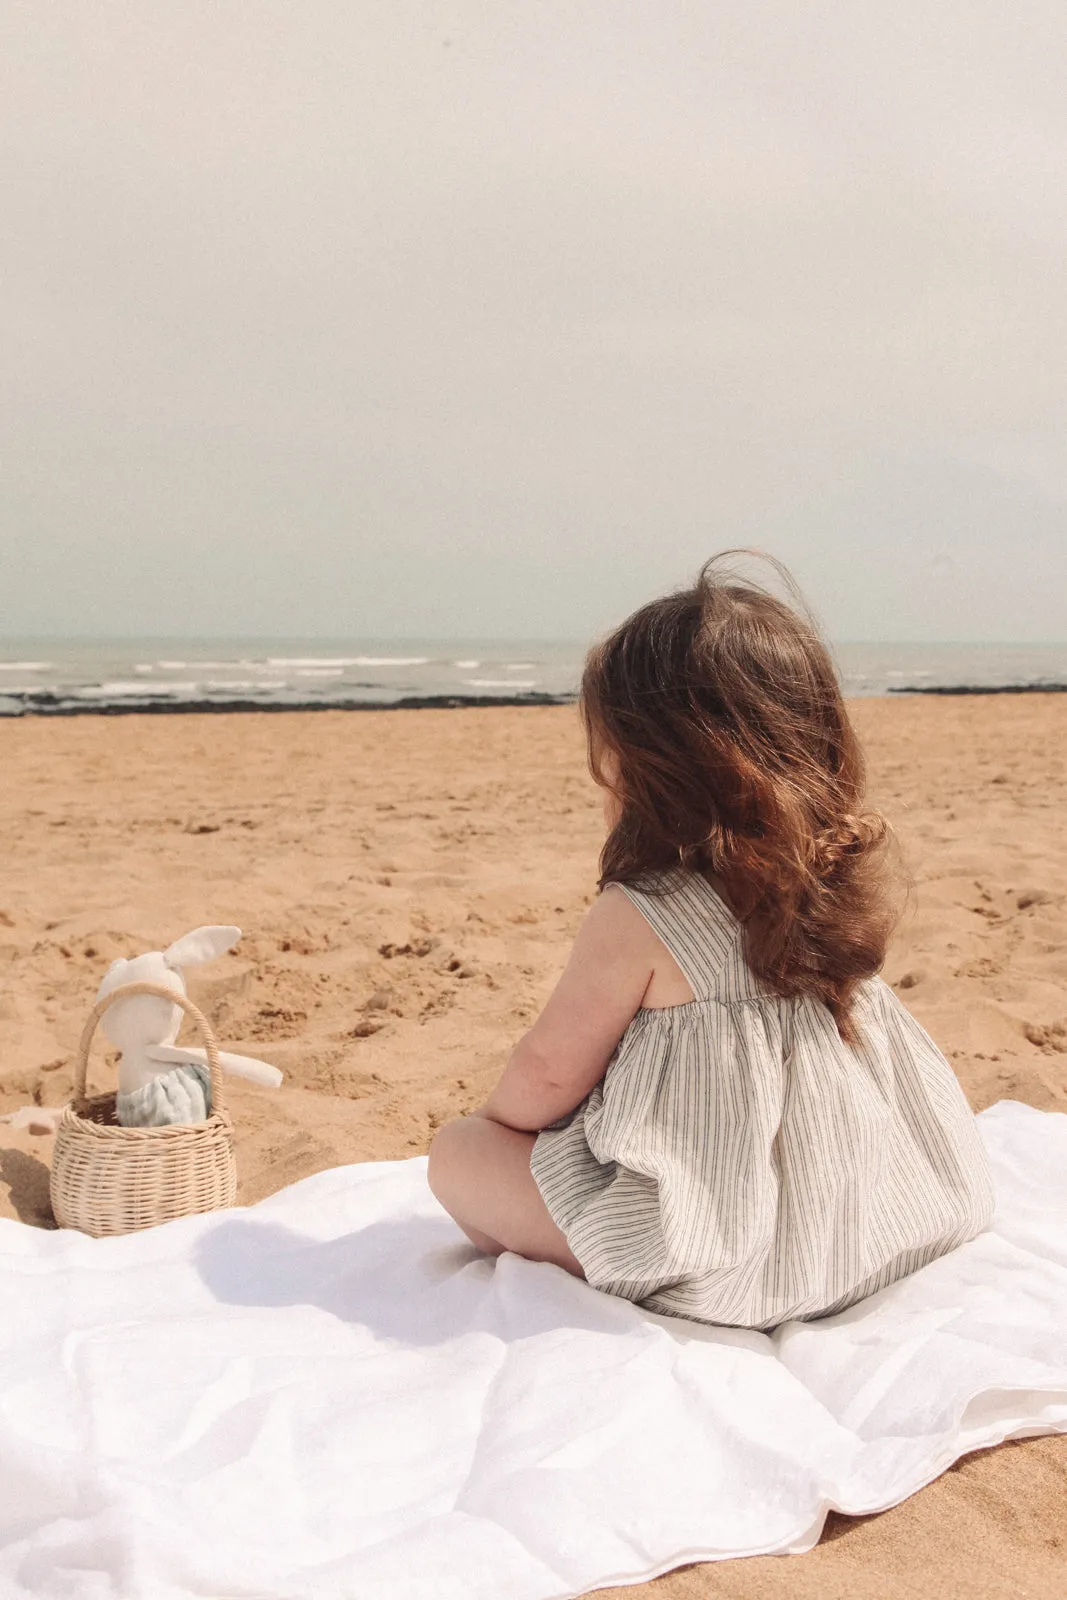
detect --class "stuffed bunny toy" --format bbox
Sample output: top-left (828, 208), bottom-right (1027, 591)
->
top-left (98, 925), bottom-right (282, 1127)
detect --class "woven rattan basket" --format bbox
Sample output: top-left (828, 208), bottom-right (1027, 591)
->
top-left (50, 981), bottom-right (237, 1237)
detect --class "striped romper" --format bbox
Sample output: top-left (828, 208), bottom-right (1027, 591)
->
top-left (530, 868), bottom-right (995, 1330)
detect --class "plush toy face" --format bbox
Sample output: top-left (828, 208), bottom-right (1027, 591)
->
top-left (98, 953), bottom-right (186, 1055)
top-left (97, 926), bottom-right (241, 1058)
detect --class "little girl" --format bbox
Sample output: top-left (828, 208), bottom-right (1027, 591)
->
top-left (427, 556), bottom-right (995, 1329)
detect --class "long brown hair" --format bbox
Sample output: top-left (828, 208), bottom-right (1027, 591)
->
top-left (582, 553), bottom-right (900, 1044)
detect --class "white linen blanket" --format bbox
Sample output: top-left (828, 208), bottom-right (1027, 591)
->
top-left (2, 1099), bottom-right (1066, 1600)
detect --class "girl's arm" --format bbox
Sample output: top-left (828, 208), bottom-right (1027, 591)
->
top-left (478, 886), bottom-right (656, 1133)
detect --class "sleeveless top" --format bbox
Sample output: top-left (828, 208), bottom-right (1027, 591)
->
top-left (529, 869), bottom-right (995, 1330)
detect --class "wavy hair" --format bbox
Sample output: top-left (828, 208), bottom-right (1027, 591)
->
top-left (582, 553), bottom-right (900, 1044)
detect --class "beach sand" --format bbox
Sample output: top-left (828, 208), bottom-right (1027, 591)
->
top-left (1, 698), bottom-right (1064, 1597)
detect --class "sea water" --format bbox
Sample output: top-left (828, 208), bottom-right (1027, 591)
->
top-left (0, 639), bottom-right (1064, 715)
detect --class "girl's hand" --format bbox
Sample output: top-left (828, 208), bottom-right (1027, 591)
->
top-left (479, 887), bottom-right (659, 1132)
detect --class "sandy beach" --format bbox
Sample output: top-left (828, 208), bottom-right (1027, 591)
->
top-left (1, 697), bottom-right (1064, 1598)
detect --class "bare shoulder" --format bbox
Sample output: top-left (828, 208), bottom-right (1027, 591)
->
top-left (580, 882), bottom-right (655, 938)
top-left (518, 886), bottom-right (656, 1070)
top-left (588, 884), bottom-right (695, 1008)
top-left (559, 884), bottom-right (661, 981)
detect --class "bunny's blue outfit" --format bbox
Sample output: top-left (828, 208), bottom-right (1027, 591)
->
top-left (116, 1063), bottom-right (212, 1127)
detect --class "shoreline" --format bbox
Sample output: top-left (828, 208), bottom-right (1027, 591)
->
top-left (3, 683), bottom-right (1067, 717)
top-left (0, 691), bottom-right (575, 717)
top-left (887, 681), bottom-right (1067, 696)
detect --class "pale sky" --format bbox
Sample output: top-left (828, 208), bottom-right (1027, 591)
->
top-left (3, 2), bottom-right (1066, 641)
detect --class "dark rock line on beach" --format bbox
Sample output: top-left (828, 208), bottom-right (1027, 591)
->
top-left (886, 683), bottom-right (1067, 696)
top-left (2, 685), bottom-right (1066, 717)
top-left (0, 692), bottom-right (577, 718)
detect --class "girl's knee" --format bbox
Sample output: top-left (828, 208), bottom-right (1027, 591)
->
top-left (426, 1115), bottom-right (474, 1201)
top-left (426, 1121), bottom-right (452, 1200)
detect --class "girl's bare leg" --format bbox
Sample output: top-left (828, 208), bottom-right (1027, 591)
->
top-left (427, 1115), bottom-right (586, 1278)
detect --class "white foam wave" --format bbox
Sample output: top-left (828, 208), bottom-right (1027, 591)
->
top-left (76, 681), bottom-right (200, 698)
top-left (353, 656), bottom-right (430, 667)
top-left (148, 656), bottom-right (268, 673)
top-left (295, 668), bottom-right (345, 679)
top-left (452, 659), bottom-right (480, 669)
top-left (178, 660), bottom-right (261, 671)
top-left (204, 679), bottom-right (286, 692)
top-left (504, 662), bottom-right (536, 670)
top-left (267, 655), bottom-right (430, 669)
top-left (0, 661), bottom-right (51, 671)
top-left (464, 678), bottom-right (538, 690)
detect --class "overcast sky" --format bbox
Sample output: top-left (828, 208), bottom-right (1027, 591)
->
top-left (3, 2), bottom-right (1066, 641)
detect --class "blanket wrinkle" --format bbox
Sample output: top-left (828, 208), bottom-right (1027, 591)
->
top-left (438, 1345), bottom-right (514, 1515)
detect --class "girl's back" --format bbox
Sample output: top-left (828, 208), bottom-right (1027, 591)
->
top-left (429, 553), bottom-right (996, 1330)
top-left (531, 867), bottom-right (994, 1329)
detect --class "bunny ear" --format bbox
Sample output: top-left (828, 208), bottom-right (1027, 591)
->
top-left (163, 925), bottom-right (241, 968)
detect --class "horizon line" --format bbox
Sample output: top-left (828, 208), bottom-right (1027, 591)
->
top-left (1, 634), bottom-right (1065, 649)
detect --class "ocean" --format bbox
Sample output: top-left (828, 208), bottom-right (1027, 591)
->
top-left (0, 639), bottom-right (1065, 716)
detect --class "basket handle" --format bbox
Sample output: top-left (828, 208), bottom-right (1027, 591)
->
top-left (73, 982), bottom-right (227, 1115)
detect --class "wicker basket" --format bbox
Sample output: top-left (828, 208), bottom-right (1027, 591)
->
top-left (50, 981), bottom-right (237, 1237)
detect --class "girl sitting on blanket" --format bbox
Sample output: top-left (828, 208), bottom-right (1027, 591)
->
top-left (428, 554), bottom-right (994, 1329)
